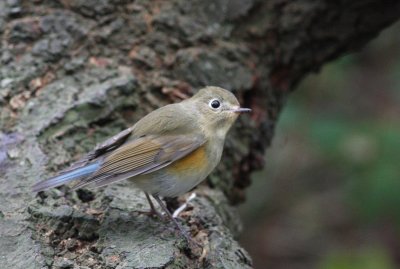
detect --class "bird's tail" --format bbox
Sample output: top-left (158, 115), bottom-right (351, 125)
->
top-left (32, 162), bottom-right (100, 192)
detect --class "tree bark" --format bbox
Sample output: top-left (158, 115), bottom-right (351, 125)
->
top-left (1, 0), bottom-right (399, 268)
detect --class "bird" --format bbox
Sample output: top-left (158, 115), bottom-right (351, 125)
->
top-left (32, 86), bottom-right (251, 245)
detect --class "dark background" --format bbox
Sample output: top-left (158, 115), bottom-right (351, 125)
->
top-left (240, 21), bottom-right (400, 269)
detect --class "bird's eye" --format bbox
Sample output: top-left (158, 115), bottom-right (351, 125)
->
top-left (209, 99), bottom-right (221, 109)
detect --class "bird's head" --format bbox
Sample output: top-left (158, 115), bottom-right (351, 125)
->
top-left (187, 86), bottom-right (251, 139)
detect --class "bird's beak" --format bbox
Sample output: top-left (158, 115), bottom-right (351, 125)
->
top-left (229, 107), bottom-right (252, 113)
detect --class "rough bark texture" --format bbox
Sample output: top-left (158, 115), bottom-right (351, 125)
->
top-left (1, 0), bottom-right (399, 268)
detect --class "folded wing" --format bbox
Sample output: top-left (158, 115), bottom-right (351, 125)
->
top-left (72, 134), bottom-right (205, 189)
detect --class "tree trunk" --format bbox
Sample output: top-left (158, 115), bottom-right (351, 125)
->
top-left (1, 0), bottom-right (399, 268)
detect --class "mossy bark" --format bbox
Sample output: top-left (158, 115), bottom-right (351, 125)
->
top-left (1, 0), bottom-right (399, 268)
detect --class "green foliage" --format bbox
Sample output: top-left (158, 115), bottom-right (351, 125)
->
top-left (279, 43), bottom-right (400, 224)
top-left (319, 248), bottom-right (395, 269)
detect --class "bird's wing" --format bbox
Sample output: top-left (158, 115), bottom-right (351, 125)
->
top-left (61, 127), bottom-right (134, 174)
top-left (66, 103), bottom-right (195, 174)
top-left (71, 134), bottom-right (206, 189)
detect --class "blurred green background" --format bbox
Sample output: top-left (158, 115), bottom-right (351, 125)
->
top-left (239, 21), bottom-right (400, 269)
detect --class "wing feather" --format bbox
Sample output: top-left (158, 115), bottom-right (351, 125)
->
top-left (61, 127), bottom-right (133, 174)
top-left (72, 134), bottom-right (205, 189)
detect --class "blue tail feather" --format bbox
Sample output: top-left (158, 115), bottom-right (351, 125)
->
top-left (32, 162), bottom-right (100, 192)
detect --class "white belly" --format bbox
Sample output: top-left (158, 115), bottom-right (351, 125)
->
top-left (130, 169), bottom-right (209, 197)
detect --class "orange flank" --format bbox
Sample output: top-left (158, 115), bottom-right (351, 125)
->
top-left (168, 146), bottom-right (207, 173)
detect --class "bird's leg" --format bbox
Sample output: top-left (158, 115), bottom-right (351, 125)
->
top-left (145, 192), bottom-right (164, 219)
top-left (153, 195), bottom-right (200, 247)
top-left (136, 192), bottom-right (164, 219)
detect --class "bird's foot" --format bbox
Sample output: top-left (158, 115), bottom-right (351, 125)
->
top-left (136, 208), bottom-right (165, 219)
top-left (172, 192), bottom-right (196, 218)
